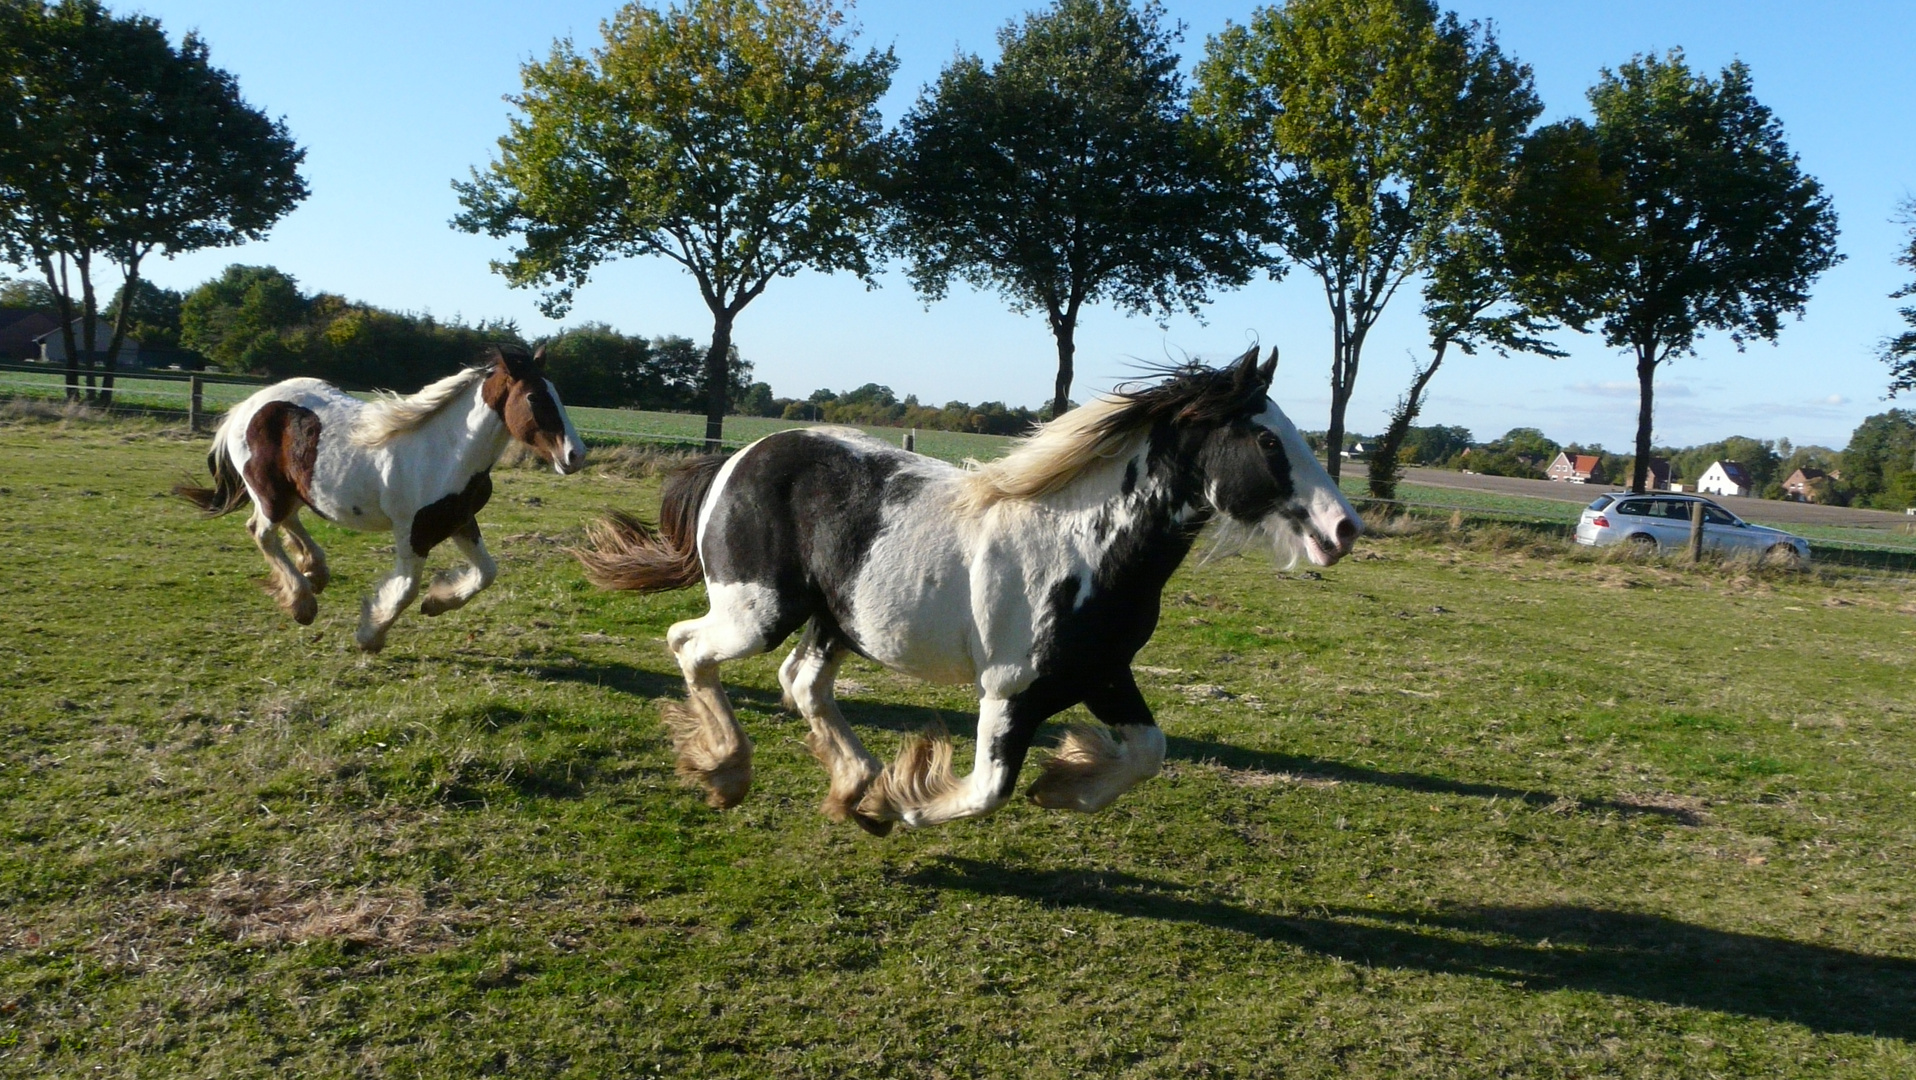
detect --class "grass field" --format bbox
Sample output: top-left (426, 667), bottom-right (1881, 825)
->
top-left (0, 370), bottom-right (1015, 465)
top-left (2, 414), bottom-right (1915, 1078)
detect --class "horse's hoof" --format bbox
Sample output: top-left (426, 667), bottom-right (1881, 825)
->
top-left (700, 763), bottom-right (752, 809)
top-left (305, 567), bottom-right (330, 594)
top-left (419, 596), bottom-right (448, 617)
top-left (355, 628), bottom-right (388, 653)
top-left (849, 812), bottom-right (895, 837)
top-left (290, 596), bottom-right (318, 626)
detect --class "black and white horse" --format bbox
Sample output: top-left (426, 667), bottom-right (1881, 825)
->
top-left (579, 348), bottom-right (1360, 833)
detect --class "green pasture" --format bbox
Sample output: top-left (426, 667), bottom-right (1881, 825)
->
top-left (0, 370), bottom-right (1015, 466)
top-left (1, 415), bottom-right (1913, 1078)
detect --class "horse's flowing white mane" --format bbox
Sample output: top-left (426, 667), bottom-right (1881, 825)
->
top-left (958, 396), bottom-right (1144, 513)
top-left (351, 366), bottom-right (489, 447)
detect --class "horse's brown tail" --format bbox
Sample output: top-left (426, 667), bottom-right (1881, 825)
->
top-left (575, 454), bottom-right (727, 592)
top-left (173, 439), bottom-right (249, 516)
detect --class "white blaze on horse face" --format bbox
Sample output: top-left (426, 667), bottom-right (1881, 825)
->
top-left (1254, 398), bottom-right (1363, 566)
top-left (545, 378), bottom-right (588, 475)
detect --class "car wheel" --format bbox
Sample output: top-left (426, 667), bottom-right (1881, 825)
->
top-left (1766, 543), bottom-right (1803, 569)
top-left (1628, 534), bottom-right (1657, 555)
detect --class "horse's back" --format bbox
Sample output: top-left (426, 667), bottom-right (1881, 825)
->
top-left (699, 428), bottom-right (973, 675)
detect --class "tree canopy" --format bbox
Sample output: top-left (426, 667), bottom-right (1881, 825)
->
top-left (0, 0), bottom-right (306, 401)
top-left (1841, 410), bottom-right (1916, 511)
top-left (1885, 199), bottom-right (1916, 398)
top-left (455, 0), bottom-right (894, 449)
top-left (1196, 0), bottom-right (1540, 480)
top-left (886, 0), bottom-right (1251, 417)
top-left (1507, 51), bottom-right (1840, 493)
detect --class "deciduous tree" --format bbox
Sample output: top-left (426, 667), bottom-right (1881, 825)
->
top-left (886, 0), bottom-right (1251, 418)
top-left (455, 0), bottom-right (893, 449)
top-left (1507, 51), bottom-right (1840, 494)
top-left (1196, 0), bottom-right (1539, 480)
top-left (0, 0), bottom-right (306, 402)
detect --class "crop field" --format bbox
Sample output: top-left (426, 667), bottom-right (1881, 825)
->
top-left (2, 413), bottom-right (1914, 1078)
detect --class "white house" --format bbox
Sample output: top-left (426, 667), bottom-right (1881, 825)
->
top-left (1696, 460), bottom-right (1754, 498)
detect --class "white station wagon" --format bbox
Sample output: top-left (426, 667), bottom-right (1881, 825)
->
top-left (1575, 492), bottom-right (1812, 566)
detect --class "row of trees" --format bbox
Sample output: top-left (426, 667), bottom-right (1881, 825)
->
top-left (0, 0), bottom-right (307, 404)
top-left (1372, 415), bottom-right (1916, 510)
top-left (23, 261), bottom-right (762, 411)
top-left (456, 0), bottom-right (1844, 474)
top-left (770, 383), bottom-right (1044, 435)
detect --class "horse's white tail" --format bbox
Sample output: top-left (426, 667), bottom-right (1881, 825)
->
top-left (173, 415), bottom-right (250, 516)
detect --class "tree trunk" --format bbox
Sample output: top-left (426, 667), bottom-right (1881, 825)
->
top-left (1051, 327), bottom-right (1075, 419)
top-left (100, 258), bottom-right (142, 408)
top-left (1630, 346), bottom-right (1658, 494)
top-left (1047, 300), bottom-right (1079, 419)
top-left (1367, 338), bottom-right (1449, 501)
top-left (78, 255), bottom-right (98, 402)
top-left (701, 311), bottom-right (735, 453)
top-left (45, 256), bottom-right (80, 403)
top-left (1324, 298), bottom-right (1358, 482)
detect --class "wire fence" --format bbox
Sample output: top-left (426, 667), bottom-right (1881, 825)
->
top-left (6, 371), bottom-right (1913, 579)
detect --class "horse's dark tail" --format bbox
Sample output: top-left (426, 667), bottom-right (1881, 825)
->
top-left (173, 438), bottom-right (250, 516)
top-left (575, 454), bottom-right (727, 592)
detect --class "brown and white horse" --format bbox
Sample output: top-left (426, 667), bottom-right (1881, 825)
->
top-left (578, 348), bottom-right (1360, 833)
top-left (177, 345), bottom-right (586, 651)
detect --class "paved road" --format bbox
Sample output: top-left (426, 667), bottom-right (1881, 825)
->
top-left (1394, 466), bottom-right (1916, 532)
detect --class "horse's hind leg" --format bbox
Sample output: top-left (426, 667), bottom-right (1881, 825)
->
top-left (279, 512), bottom-right (330, 594)
top-left (662, 583), bottom-right (784, 809)
top-left (419, 518), bottom-right (496, 617)
top-left (781, 623), bottom-right (889, 835)
top-left (246, 507), bottom-right (318, 625)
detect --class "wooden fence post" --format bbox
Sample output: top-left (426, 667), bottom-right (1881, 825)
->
top-left (189, 375), bottom-right (203, 432)
top-left (1688, 499), bottom-right (1705, 563)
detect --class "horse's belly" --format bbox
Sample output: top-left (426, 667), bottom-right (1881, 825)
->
top-left (306, 450), bottom-right (391, 531)
top-left (847, 547), bottom-right (976, 685)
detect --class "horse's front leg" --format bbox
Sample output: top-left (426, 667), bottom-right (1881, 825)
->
top-left (1025, 668), bottom-right (1165, 813)
top-left (355, 525), bottom-right (424, 653)
top-left (859, 678), bottom-right (1077, 829)
top-left (419, 518), bottom-right (496, 617)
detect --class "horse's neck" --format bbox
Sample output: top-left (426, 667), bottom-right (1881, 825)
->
top-left (1073, 444), bottom-right (1210, 592)
top-left (409, 382), bottom-right (510, 476)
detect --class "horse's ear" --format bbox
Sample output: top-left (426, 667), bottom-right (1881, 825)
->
top-left (1229, 345), bottom-right (1260, 390)
top-left (530, 345), bottom-right (547, 373)
top-left (1257, 347), bottom-right (1278, 387)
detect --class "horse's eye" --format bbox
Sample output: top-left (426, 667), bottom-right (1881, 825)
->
top-left (1256, 431), bottom-right (1280, 452)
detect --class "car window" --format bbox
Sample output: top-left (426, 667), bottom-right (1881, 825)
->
top-left (1615, 500), bottom-right (1649, 516)
top-left (1652, 500), bottom-right (1691, 520)
top-left (1702, 505), bottom-right (1736, 525)
top-left (1587, 495), bottom-right (1615, 511)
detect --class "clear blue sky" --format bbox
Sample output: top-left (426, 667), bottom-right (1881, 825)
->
top-left (114, 1), bottom-right (1916, 451)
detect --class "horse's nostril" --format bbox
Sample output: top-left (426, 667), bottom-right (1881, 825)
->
top-left (1334, 517), bottom-right (1359, 548)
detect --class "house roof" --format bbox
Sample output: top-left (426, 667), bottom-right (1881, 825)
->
top-left (1786, 467), bottom-right (1828, 484)
top-left (1710, 460), bottom-right (1753, 486)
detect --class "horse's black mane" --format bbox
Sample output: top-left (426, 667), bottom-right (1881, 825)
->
top-left (1094, 360), bottom-right (1267, 439)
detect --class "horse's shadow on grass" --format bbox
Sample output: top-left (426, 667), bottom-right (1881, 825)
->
top-left (910, 856), bottom-right (1916, 1042)
top-left (1165, 734), bottom-right (1706, 824)
top-left (498, 662), bottom-right (1703, 824)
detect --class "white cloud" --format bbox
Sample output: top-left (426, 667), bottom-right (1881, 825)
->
top-left (1567, 380), bottom-right (1693, 399)
top-left (1821, 394), bottom-right (1848, 406)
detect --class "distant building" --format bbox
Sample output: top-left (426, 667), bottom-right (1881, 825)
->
top-left (1697, 460), bottom-right (1754, 498)
top-left (0, 308), bottom-right (59, 362)
top-left (1640, 455), bottom-right (1670, 490)
top-left (1546, 452), bottom-right (1606, 484)
top-left (1782, 467), bottom-right (1833, 503)
top-left (30, 317), bottom-right (193, 370)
